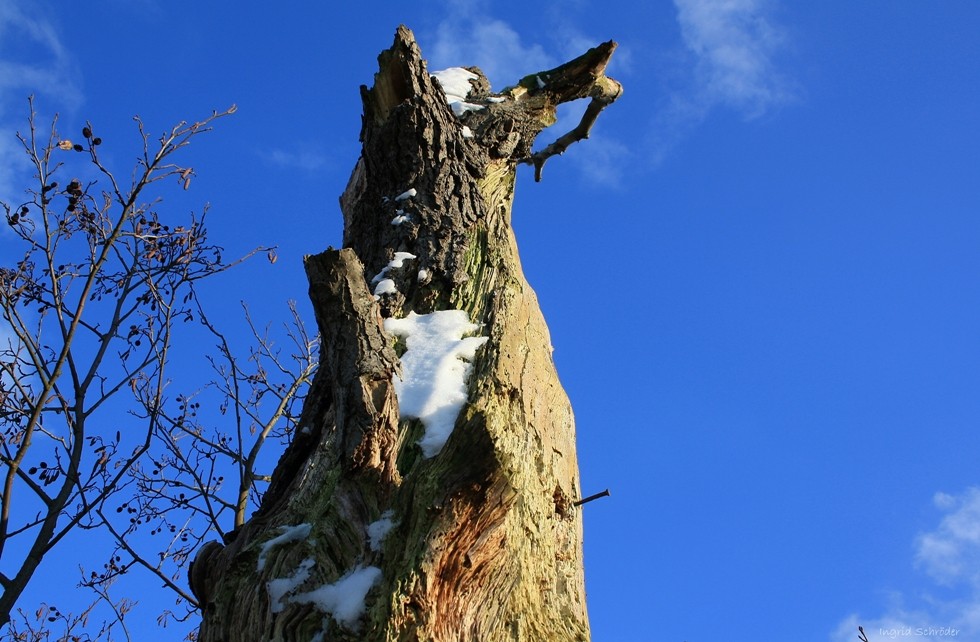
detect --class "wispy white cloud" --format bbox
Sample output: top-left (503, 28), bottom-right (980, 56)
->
top-left (0, 0), bottom-right (80, 200)
top-left (651, 0), bottom-right (797, 164)
top-left (916, 489), bottom-right (980, 587)
top-left (427, 5), bottom-right (554, 90)
top-left (0, 1), bottom-right (80, 109)
top-left (674, 0), bottom-right (794, 117)
top-left (566, 132), bottom-right (631, 190)
top-left (831, 488), bottom-right (980, 642)
top-left (542, 5), bottom-right (633, 78)
top-left (0, 130), bottom-right (27, 204)
top-left (428, 0), bottom-right (630, 88)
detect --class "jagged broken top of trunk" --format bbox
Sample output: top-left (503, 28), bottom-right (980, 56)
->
top-left (193, 25), bottom-right (621, 642)
top-left (343, 25), bottom-right (621, 319)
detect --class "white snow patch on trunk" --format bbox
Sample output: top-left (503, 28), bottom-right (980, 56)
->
top-left (257, 523), bottom-right (312, 571)
top-left (395, 188), bottom-right (417, 201)
top-left (373, 278), bottom-right (397, 298)
top-left (432, 67), bottom-right (486, 118)
top-left (432, 67), bottom-right (477, 100)
top-left (450, 101), bottom-right (484, 117)
top-left (291, 565), bottom-right (382, 628)
top-left (371, 252), bottom-right (417, 284)
top-left (371, 252), bottom-right (417, 298)
top-left (267, 558), bottom-right (315, 613)
top-left (367, 511), bottom-right (396, 551)
top-left (384, 310), bottom-right (488, 457)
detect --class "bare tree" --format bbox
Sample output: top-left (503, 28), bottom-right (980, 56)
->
top-left (82, 299), bottom-right (318, 629)
top-left (0, 98), bottom-right (288, 629)
top-left (192, 26), bottom-right (621, 642)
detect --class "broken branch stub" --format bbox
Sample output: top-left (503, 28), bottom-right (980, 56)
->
top-left (511, 41), bottom-right (623, 181)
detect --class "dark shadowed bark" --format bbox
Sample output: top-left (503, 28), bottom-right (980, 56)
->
top-left (192, 25), bottom-right (621, 642)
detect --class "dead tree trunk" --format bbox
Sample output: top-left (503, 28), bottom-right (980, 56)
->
top-left (192, 26), bottom-right (621, 642)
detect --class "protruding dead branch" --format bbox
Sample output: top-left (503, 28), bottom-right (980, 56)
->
top-left (513, 41), bottom-right (623, 181)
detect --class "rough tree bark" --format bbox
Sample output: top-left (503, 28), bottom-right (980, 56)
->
top-left (192, 26), bottom-right (621, 642)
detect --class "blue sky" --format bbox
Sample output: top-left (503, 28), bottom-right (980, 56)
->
top-left (3, 1), bottom-right (980, 641)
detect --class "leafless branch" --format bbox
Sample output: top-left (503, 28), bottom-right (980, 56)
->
top-left (0, 98), bottom-right (292, 636)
